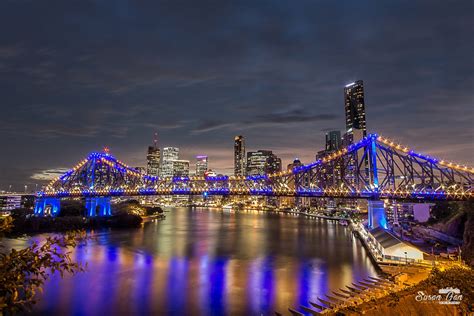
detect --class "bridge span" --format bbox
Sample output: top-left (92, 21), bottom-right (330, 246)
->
top-left (34, 133), bottom-right (473, 228)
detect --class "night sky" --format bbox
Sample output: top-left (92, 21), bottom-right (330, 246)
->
top-left (0, 1), bottom-right (473, 191)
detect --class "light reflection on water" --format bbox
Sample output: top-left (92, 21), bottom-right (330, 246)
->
top-left (21, 207), bottom-right (377, 315)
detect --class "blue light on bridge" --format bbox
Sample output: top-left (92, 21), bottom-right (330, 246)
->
top-left (208, 188), bottom-right (230, 195)
top-left (206, 176), bottom-right (229, 181)
top-left (246, 175), bottom-right (268, 181)
top-left (139, 188), bottom-right (156, 195)
top-left (109, 188), bottom-right (125, 196)
top-left (370, 134), bottom-right (379, 191)
top-left (249, 188), bottom-right (273, 195)
top-left (408, 151), bottom-right (438, 164)
top-left (172, 188), bottom-right (192, 194)
top-left (37, 135), bottom-right (473, 208)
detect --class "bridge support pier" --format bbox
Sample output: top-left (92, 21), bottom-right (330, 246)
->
top-left (368, 199), bottom-right (388, 230)
top-left (85, 197), bottom-right (111, 217)
top-left (34, 198), bottom-right (61, 217)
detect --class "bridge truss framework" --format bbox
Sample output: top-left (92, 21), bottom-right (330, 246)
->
top-left (35, 133), bottom-right (473, 222)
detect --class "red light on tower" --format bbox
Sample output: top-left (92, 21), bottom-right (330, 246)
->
top-left (103, 146), bottom-right (110, 154)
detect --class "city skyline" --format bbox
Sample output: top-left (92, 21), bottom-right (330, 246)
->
top-left (1, 1), bottom-right (473, 190)
top-left (1, 3), bottom-right (473, 316)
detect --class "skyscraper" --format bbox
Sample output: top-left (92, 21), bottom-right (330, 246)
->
top-left (234, 136), bottom-right (245, 176)
top-left (195, 155), bottom-right (208, 176)
top-left (344, 80), bottom-right (367, 138)
top-left (325, 130), bottom-right (341, 151)
top-left (246, 150), bottom-right (281, 175)
top-left (161, 147), bottom-right (179, 177)
top-left (344, 81), bottom-right (368, 182)
top-left (172, 160), bottom-right (190, 177)
top-left (146, 133), bottom-right (160, 177)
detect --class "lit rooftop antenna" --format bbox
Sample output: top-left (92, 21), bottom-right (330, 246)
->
top-left (153, 132), bottom-right (158, 149)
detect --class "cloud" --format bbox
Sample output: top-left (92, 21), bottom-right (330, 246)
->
top-left (31, 168), bottom-right (70, 181)
top-left (0, 44), bottom-right (24, 59)
top-left (191, 105), bottom-right (337, 134)
top-left (252, 105), bottom-right (337, 124)
top-left (192, 121), bottom-right (236, 134)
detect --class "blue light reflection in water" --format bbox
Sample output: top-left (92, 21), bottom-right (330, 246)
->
top-left (15, 207), bottom-right (379, 315)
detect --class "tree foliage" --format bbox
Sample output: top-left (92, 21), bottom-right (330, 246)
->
top-left (0, 218), bottom-right (86, 314)
top-left (429, 201), bottom-right (459, 223)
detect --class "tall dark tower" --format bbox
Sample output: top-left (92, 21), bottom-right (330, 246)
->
top-left (325, 130), bottom-right (341, 151)
top-left (146, 133), bottom-right (161, 177)
top-left (344, 80), bottom-right (367, 137)
top-left (234, 135), bottom-right (245, 176)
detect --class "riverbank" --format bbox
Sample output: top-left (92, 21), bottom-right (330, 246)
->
top-left (6, 213), bottom-right (165, 236)
top-left (279, 209), bottom-right (347, 221)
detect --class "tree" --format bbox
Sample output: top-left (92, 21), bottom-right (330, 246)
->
top-left (0, 216), bottom-right (86, 314)
top-left (429, 201), bottom-right (459, 223)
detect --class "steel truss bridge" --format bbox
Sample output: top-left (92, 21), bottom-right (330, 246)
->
top-left (35, 133), bottom-right (473, 225)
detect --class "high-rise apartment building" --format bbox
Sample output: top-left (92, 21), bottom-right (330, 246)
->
top-left (344, 80), bottom-right (367, 137)
top-left (195, 155), bottom-right (208, 177)
top-left (234, 136), bottom-right (246, 176)
top-left (161, 147), bottom-right (179, 177)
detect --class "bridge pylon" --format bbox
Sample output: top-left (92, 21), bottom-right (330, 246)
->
top-left (85, 197), bottom-right (111, 217)
top-left (34, 197), bottom-right (61, 217)
top-left (367, 200), bottom-right (388, 229)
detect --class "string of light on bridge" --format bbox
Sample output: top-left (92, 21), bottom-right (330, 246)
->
top-left (40, 133), bottom-right (473, 200)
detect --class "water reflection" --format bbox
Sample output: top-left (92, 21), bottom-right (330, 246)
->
top-left (22, 207), bottom-right (378, 315)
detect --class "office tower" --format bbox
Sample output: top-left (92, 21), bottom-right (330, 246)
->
top-left (146, 147), bottom-right (160, 177)
top-left (161, 147), bottom-right (179, 177)
top-left (325, 130), bottom-right (341, 151)
top-left (146, 133), bottom-right (161, 177)
top-left (234, 136), bottom-right (246, 176)
top-left (344, 80), bottom-right (367, 137)
top-left (172, 160), bottom-right (190, 177)
top-left (246, 151), bottom-right (268, 176)
top-left (246, 150), bottom-right (281, 175)
top-left (195, 155), bottom-right (208, 176)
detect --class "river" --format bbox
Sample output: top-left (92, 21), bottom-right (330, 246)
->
top-left (12, 207), bottom-right (378, 315)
